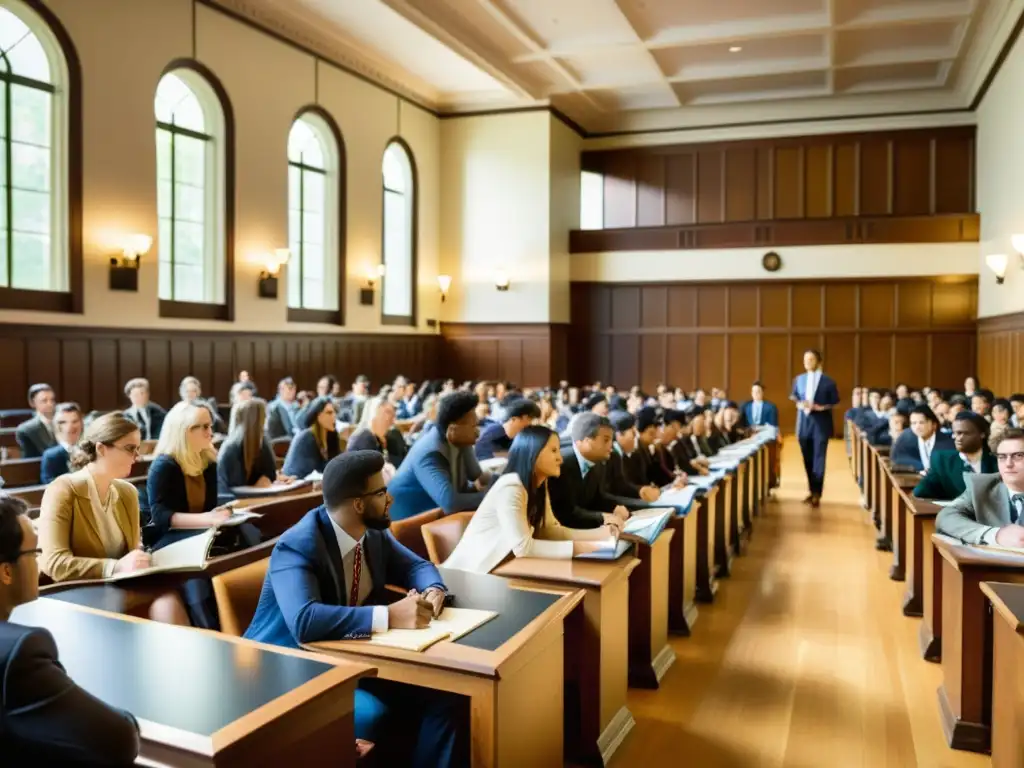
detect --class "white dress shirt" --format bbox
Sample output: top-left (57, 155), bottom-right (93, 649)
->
top-left (917, 434), bottom-right (936, 471)
top-left (752, 401), bottom-right (763, 425)
top-left (690, 435), bottom-right (706, 457)
top-left (959, 452), bottom-right (983, 475)
top-left (328, 516), bottom-right (388, 633)
top-left (804, 371), bottom-right (821, 404)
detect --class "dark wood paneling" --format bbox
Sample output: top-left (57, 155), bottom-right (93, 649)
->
top-left (859, 333), bottom-right (893, 388)
top-left (636, 155), bottom-right (666, 227)
top-left (698, 286), bottom-right (727, 328)
top-left (665, 154), bottom-right (696, 226)
top-left (725, 147), bottom-right (756, 222)
top-left (834, 142), bottom-right (858, 217)
top-left (894, 334), bottom-right (929, 388)
top-left (728, 333), bottom-right (757, 396)
top-left (805, 144), bottom-right (831, 218)
top-left (774, 146), bottom-right (803, 219)
top-left (90, 340), bottom-right (118, 411)
top-left (893, 137), bottom-right (932, 216)
top-left (641, 286), bottom-right (667, 328)
top-left (640, 334), bottom-right (664, 394)
top-left (824, 332), bottom-right (856, 433)
top-left (897, 281), bottom-right (932, 328)
top-left (935, 134), bottom-right (974, 214)
top-left (666, 334), bottom-right (696, 390)
top-left (978, 313), bottom-right (1024, 400)
top-left (755, 147), bottom-right (772, 220)
top-left (667, 285), bottom-right (697, 327)
top-left (697, 150), bottom-right (724, 224)
top-left (824, 284), bottom-right (857, 328)
top-left (441, 323), bottom-right (570, 387)
top-left (791, 285), bottom-right (822, 328)
top-left (859, 140), bottom-right (891, 216)
top-left (859, 283), bottom-right (895, 329)
top-left (728, 285), bottom-right (758, 328)
top-left (697, 334), bottom-right (726, 389)
top-left (604, 153), bottom-right (637, 229)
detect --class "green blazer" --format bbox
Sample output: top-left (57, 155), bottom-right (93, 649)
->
top-left (913, 449), bottom-right (999, 501)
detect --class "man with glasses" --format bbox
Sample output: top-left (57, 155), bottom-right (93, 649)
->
top-left (937, 429), bottom-right (1024, 547)
top-left (0, 494), bottom-right (141, 765)
top-left (244, 451), bottom-right (465, 767)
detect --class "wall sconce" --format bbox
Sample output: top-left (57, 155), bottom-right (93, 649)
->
top-left (495, 270), bottom-right (510, 292)
top-left (986, 253), bottom-right (1008, 285)
top-left (258, 248), bottom-right (290, 299)
top-left (437, 274), bottom-right (452, 303)
top-left (1012, 234), bottom-right (1024, 269)
top-left (361, 264), bottom-right (386, 306)
top-left (108, 234), bottom-right (152, 292)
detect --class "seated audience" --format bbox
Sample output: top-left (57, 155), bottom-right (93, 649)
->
top-left (741, 382), bottom-right (779, 428)
top-left (993, 398), bottom-right (1013, 427)
top-left (583, 392), bottom-right (609, 417)
top-left (346, 398), bottom-right (407, 475)
top-left (1010, 393), bottom-right (1024, 428)
top-left (937, 429), bottom-right (1024, 546)
top-left (265, 376), bottom-right (302, 440)
top-left (397, 380), bottom-right (420, 419)
top-left (40, 402), bottom-right (83, 485)
top-left (666, 410), bottom-right (709, 477)
top-left (445, 426), bottom-right (616, 573)
top-left (710, 402), bottom-right (745, 451)
top-left (338, 375), bottom-right (370, 424)
top-left (894, 383), bottom-right (914, 414)
top-left (963, 375), bottom-right (979, 400)
top-left (15, 383), bottom-right (57, 459)
top-left (406, 393), bottom-right (439, 440)
top-left (388, 392), bottom-right (493, 521)
top-left (38, 414), bottom-right (189, 624)
top-left (689, 410), bottom-right (717, 460)
top-left (178, 376), bottom-right (225, 433)
top-left (218, 398), bottom-right (289, 494)
top-left (474, 401), bottom-right (494, 430)
top-left (971, 390), bottom-right (992, 419)
top-left (890, 405), bottom-right (954, 472)
top-left (243, 452), bottom-right (466, 767)
top-left (0, 494), bottom-right (142, 766)
top-left (914, 411), bottom-right (997, 501)
top-left (607, 411), bottom-right (665, 502)
top-left (282, 396), bottom-right (342, 479)
top-left (475, 398), bottom-right (541, 460)
top-left (122, 378), bottom-right (166, 441)
top-left (228, 380), bottom-right (257, 405)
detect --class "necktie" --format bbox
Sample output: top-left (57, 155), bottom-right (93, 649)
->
top-left (1011, 494), bottom-right (1024, 525)
top-left (349, 542), bottom-right (362, 607)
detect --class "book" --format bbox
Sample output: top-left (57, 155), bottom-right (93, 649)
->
top-left (108, 528), bottom-right (218, 582)
top-left (365, 607), bottom-right (498, 652)
top-left (229, 479), bottom-right (313, 497)
top-left (655, 485), bottom-right (700, 511)
top-left (621, 508), bottom-right (673, 545)
top-left (575, 538), bottom-right (633, 561)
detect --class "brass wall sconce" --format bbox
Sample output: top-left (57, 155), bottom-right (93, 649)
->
top-left (258, 249), bottom-right (290, 299)
top-left (108, 234), bottom-right (152, 292)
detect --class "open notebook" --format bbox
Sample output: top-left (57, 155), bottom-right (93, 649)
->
top-left (657, 485), bottom-right (700, 510)
top-left (575, 538), bottom-right (633, 561)
top-left (107, 528), bottom-right (219, 582)
top-left (621, 508), bottom-right (673, 545)
top-left (365, 608), bottom-right (498, 652)
top-left (932, 532), bottom-right (1024, 562)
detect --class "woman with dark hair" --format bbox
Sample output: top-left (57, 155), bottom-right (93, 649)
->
top-left (964, 375), bottom-right (979, 400)
top-left (282, 396), bottom-right (341, 478)
top-left (217, 398), bottom-right (291, 495)
top-left (442, 425), bottom-right (617, 573)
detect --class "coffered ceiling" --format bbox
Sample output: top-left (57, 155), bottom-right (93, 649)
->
top-left (213, 0), bottom-right (1023, 133)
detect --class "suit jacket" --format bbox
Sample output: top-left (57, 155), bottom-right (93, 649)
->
top-left (620, 448), bottom-right (650, 488)
top-left (122, 403), bottom-right (166, 442)
top-left (217, 438), bottom-right (278, 495)
top-left (0, 622), bottom-right (140, 766)
top-left (265, 398), bottom-right (301, 441)
top-left (740, 400), bottom-right (779, 428)
top-left (936, 473), bottom-right (1020, 545)
top-left (889, 430), bottom-right (956, 472)
top-left (387, 427), bottom-right (488, 521)
top-left (668, 439), bottom-right (702, 477)
top-left (40, 444), bottom-right (71, 485)
top-left (15, 416), bottom-right (56, 459)
top-left (143, 454), bottom-right (219, 548)
top-left (38, 470), bottom-right (141, 582)
top-left (475, 423), bottom-right (513, 460)
top-left (913, 449), bottom-right (999, 501)
top-left (548, 447), bottom-right (648, 529)
top-left (282, 429), bottom-right (340, 480)
top-left (606, 450), bottom-right (643, 499)
top-left (791, 372), bottom-right (840, 438)
top-left (243, 506), bottom-right (444, 649)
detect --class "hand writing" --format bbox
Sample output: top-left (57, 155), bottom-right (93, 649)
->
top-left (387, 593), bottom-right (433, 629)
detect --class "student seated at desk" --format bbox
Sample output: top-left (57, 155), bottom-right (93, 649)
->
top-left (914, 411), bottom-right (998, 501)
top-left (890, 405), bottom-right (954, 472)
top-left (122, 377), bottom-right (166, 441)
top-left (0, 494), bottom-right (141, 767)
top-left (632, 408), bottom-right (674, 487)
top-left (741, 381), bottom-right (779, 428)
top-left (710, 402), bottom-right (745, 451)
top-left (971, 390), bottom-right (993, 420)
top-left (937, 429), bottom-right (1024, 547)
top-left (244, 451), bottom-right (466, 768)
top-left (178, 376), bottom-right (226, 434)
top-left (265, 376), bottom-right (303, 440)
top-left (666, 410), bottom-right (710, 477)
top-left (872, 410), bottom-right (908, 448)
top-left (40, 402), bottom-right (83, 485)
top-left (346, 398), bottom-right (405, 479)
top-left (475, 398), bottom-right (540, 460)
top-left (607, 411), bottom-right (674, 502)
top-left (15, 383), bottom-right (57, 459)
top-left (1011, 394), bottom-right (1024, 428)
top-left (388, 391), bottom-right (494, 522)
top-left (689, 410), bottom-right (718, 460)
top-left (844, 387), bottom-right (865, 427)
top-left (38, 414), bottom-right (189, 625)
top-left (218, 398), bottom-right (293, 495)
top-left (282, 396), bottom-right (342, 479)
top-left (445, 426), bottom-right (617, 573)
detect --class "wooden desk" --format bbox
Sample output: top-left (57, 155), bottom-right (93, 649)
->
top-left (312, 567), bottom-right (586, 768)
top-left (933, 536), bottom-right (1024, 752)
top-left (628, 529), bottom-right (676, 689)
top-left (883, 468), bottom-right (921, 579)
top-left (899, 495), bottom-right (941, 628)
top-left (492, 556), bottom-right (638, 766)
top-left (694, 485), bottom-right (720, 603)
top-left (667, 505), bottom-right (699, 636)
top-left (12, 598), bottom-right (373, 767)
top-left (980, 582), bottom-right (1024, 768)
top-left (715, 474), bottom-right (734, 578)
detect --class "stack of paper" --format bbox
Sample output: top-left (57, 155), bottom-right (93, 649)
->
top-left (621, 508), bottom-right (673, 545)
top-left (367, 607), bottom-right (497, 652)
top-left (575, 538), bottom-right (633, 561)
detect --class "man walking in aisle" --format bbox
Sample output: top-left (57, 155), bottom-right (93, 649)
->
top-left (790, 349), bottom-right (840, 507)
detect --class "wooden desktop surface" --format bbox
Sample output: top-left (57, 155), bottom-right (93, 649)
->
top-left (981, 582), bottom-right (1024, 768)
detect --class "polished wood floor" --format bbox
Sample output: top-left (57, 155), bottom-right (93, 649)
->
top-left (611, 439), bottom-right (991, 768)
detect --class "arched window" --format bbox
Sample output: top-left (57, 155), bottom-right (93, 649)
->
top-left (288, 110), bottom-right (342, 321)
top-left (0, 0), bottom-right (77, 310)
top-left (155, 65), bottom-right (229, 318)
top-left (381, 140), bottom-right (416, 325)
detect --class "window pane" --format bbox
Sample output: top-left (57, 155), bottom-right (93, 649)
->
top-left (302, 239), bottom-right (323, 280)
top-left (175, 134), bottom-right (205, 186)
top-left (12, 188), bottom-right (49, 234)
top-left (11, 141), bottom-right (49, 192)
top-left (174, 264), bottom-right (205, 303)
top-left (0, 81), bottom-right (6, 138)
top-left (10, 84), bottom-right (50, 146)
top-left (155, 74), bottom-right (205, 132)
top-left (382, 144), bottom-right (407, 193)
top-left (302, 210), bottom-right (323, 246)
top-left (303, 278), bottom-right (323, 309)
top-left (580, 171), bottom-right (604, 230)
top-left (383, 189), bottom-right (412, 318)
top-left (6, 31), bottom-right (50, 82)
top-left (287, 245), bottom-right (301, 308)
top-left (0, 227), bottom-right (7, 286)
top-left (157, 179), bottom-right (172, 220)
top-left (156, 129), bottom-right (172, 181)
top-left (173, 221), bottom-right (205, 266)
top-left (303, 171), bottom-right (324, 214)
top-left (0, 8), bottom-right (31, 55)
top-left (158, 253), bottom-right (171, 300)
top-left (11, 231), bottom-right (49, 289)
top-left (174, 183), bottom-right (205, 224)
top-left (288, 165), bottom-right (300, 214)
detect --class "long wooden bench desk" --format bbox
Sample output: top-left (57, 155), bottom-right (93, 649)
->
top-left (694, 485), bottom-right (720, 603)
top-left (667, 500), bottom-right (699, 636)
top-left (881, 463), bottom-right (923, 578)
top-left (980, 581), bottom-right (1024, 768)
top-left (11, 597), bottom-right (374, 767)
top-left (627, 529), bottom-right (675, 689)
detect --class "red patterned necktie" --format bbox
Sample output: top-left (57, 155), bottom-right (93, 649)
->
top-left (349, 542), bottom-right (362, 607)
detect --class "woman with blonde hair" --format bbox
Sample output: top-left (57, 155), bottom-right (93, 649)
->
top-left (282, 396), bottom-right (341, 478)
top-left (217, 398), bottom-right (290, 495)
top-left (38, 413), bottom-right (189, 624)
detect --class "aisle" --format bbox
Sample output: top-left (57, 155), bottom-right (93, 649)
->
top-left (610, 439), bottom-right (990, 768)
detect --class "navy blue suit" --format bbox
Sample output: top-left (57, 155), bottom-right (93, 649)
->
top-left (387, 428), bottom-right (488, 521)
top-left (39, 445), bottom-right (71, 485)
top-left (889, 430), bottom-right (955, 472)
top-left (740, 399), bottom-right (779, 428)
top-left (244, 506), bottom-right (463, 767)
top-left (791, 371), bottom-right (840, 496)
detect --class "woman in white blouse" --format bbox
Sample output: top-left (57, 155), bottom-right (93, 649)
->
top-left (443, 425), bottom-right (617, 574)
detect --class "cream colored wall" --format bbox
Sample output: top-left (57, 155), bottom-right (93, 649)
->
top-left (976, 29), bottom-right (1024, 318)
top-left (548, 116), bottom-right (581, 324)
top-left (439, 110), bottom-right (553, 323)
top-left (0, 0), bottom-right (440, 333)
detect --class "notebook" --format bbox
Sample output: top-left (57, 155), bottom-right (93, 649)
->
top-left (621, 508), bottom-right (673, 545)
top-left (229, 479), bottom-right (312, 496)
top-left (108, 528), bottom-right (218, 582)
top-left (575, 538), bottom-right (633, 561)
top-left (657, 485), bottom-right (700, 510)
top-left (365, 608), bottom-right (498, 652)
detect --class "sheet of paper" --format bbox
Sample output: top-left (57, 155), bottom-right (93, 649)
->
top-left (304, 471), bottom-right (323, 482)
top-left (230, 480), bottom-right (312, 496)
top-left (217, 509), bottom-right (263, 527)
top-left (622, 508), bottom-right (673, 544)
top-left (658, 486), bottom-right (700, 509)
top-left (424, 607), bottom-right (497, 642)
top-left (367, 607), bottom-right (498, 652)
top-left (479, 457), bottom-right (508, 473)
top-left (575, 538), bottom-right (632, 560)
top-left (108, 529), bottom-right (216, 581)
top-left (932, 500), bottom-right (953, 507)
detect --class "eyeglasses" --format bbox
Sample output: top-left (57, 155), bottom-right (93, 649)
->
top-left (345, 487), bottom-right (389, 501)
top-left (996, 452), bottom-right (1024, 463)
top-left (105, 443), bottom-right (140, 457)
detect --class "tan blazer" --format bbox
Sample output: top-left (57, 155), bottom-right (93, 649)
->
top-left (38, 471), bottom-right (141, 582)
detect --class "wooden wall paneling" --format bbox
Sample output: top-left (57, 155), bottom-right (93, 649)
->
top-left (756, 147), bottom-right (773, 220)
top-left (269, 340), bottom-right (288, 389)
top-left (834, 142), bottom-right (858, 217)
top-left (760, 333), bottom-right (792, 428)
top-left (698, 285), bottom-right (728, 327)
top-left (60, 339), bottom-right (89, 410)
top-left (858, 139), bottom-right (892, 216)
top-left (823, 333), bottom-right (856, 433)
top-left (641, 286), bottom-right (668, 328)
top-left (603, 153), bottom-right (637, 229)
top-left (725, 146), bottom-right (756, 222)
top-left (934, 333), bottom-right (977, 391)
top-left (611, 334), bottom-right (640, 389)
top-left (697, 334), bottom-right (727, 389)
top-left (896, 281), bottom-right (933, 328)
top-left (824, 283), bottom-right (857, 328)
top-left (169, 340), bottom-right (191, 394)
top-left (894, 334), bottom-right (930, 388)
top-left (774, 146), bottom-right (804, 219)
top-left (728, 333), bottom-right (758, 395)
top-left (641, 334), bottom-right (666, 393)
top-left (728, 285), bottom-right (759, 328)
top-left (522, 337), bottom-right (551, 386)
top-left (118, 340), bottom-right (144, 404)
top-left (790, 284), bottom-right (823, 328)
top-left (191, 341), bottom-right (214, 399)
top-left (859, 283), bottom-right (896, 329)
top-left (612, 285), bottom-right (641, 329)
top-left (252, 341), bottom-right (271, 397)
top-left (858, 333), bottom-right (894, 388)
top-left (665, 153), bottom-right (696, 226)
top-left (0, 339), bottom-right (25, 409)
top-left (666, 334), bottom-right (697, 390)
top-left (790, 333), bottom-right (823, 375)
top-left (893, 136), bottom-right (933, 215)
top-left (28, 339), bottom-right (61, 403)
top-left (935, 134), bottom-right (974, 214)
top-left (212, 341), bottom-right (234, 402)
top-left (636, 155), bottom-right (666, 227)
top-left (497, 339), bottom-right (523, 384)
top-left (667, 285), bottom-right (698, 327)
top-left (90, 340), bottom-right (118, 411)
top-left (759, 284), bottom-right (790, 327)
top-left (932, 280), bottom-right (976, 327)
top-left (594, 333), bottom-right (612, 387)
top-left (804, 144), bottom-right (832, 218)
top-left (143, 339), bottom-right (170, 407)
top-left (697, 150), bottom-right (725, 224)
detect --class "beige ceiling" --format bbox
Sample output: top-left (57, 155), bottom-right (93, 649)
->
top-left (213, 0), bottom-right (1022, 133)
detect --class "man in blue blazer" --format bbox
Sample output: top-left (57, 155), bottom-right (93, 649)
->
top-left (790, 349), bottom-right (840, 506)
top-left (122, 378), bottom-right (166, 442)
top-left (39, 403), bottom-right (83, 485)
top-left (387, 391), bottom-right (493, 521)
top-left (890, 405), bottom-right (955, 472)
top-left (740, 381), bottom-right (779, 428)
top-left (244, 451), bottom-right (465, 767)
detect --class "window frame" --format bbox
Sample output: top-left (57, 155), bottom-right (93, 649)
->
top-left (380, 137), bottom-right (417, 327)
top-left (0, 0), bottom-right (82, 314)
top-left (155, 59), bottom-right (234, 322)
top-left (287, 105), bottom-right (345, 326)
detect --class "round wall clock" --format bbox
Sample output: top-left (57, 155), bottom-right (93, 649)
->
top-left (762, 251), bottom-right (782, 273)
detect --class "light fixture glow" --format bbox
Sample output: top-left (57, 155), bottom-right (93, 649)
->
top-left (121, 234), bottom-right (153, 262)
top-left (729, 45), bottom-right (742, 53)
top-left (437, 274), bottom-right (452, 303)
top-left (1011, 234), bottom-right (1024, 255)
top-left (986, 253), bottom-right (1009, 284)
top-left (495, 270), bottom-right (510, 291)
